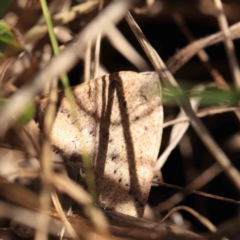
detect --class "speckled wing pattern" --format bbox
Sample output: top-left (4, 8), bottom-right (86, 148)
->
top-left (36, 71), bottom-right (163, 217)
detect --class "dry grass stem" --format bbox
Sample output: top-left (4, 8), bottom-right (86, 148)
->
top-left (167, 21), bottom-right (240, 74)
top-left (50, 190), bottom-right (78, 239)
top-left (93, 0), bottom-right (104, 78)
top-left (84, 38), bottom-right (92, 82)
top-left (0, 0), bottom-right (130, 137)
top-left (172, 10), bottom-right (240, 123)
top-left (24, 1), bottom-right (99, 44)
top-left (213, 0), bottom-right (240, 90)
top-left (0, 201), bottom-right (71, 238)
top-left (14, 169), bottom-right (40, 179)
top-left (172, 12), bottom-right (228, 89)
top-left (159, 205), bottom-right (217, 233)
top-left (204, 216), bottom-right (240, 239)
top-left (0, 176), bottom-right (41, 210)
top-left (106, 23), bottom-right (150, 71)
top-left (94, 31), bottom-right (101, 78)
top-left (59, 208), bottom-right (73, 240)
top-left (155, 85), bottom-right (205, 173)
top-left (2, 1), bottom-right (240, 239)
top-left (22, 126), bottom-right (41, 157)
top-left (35, 77), bottom-right (58, 240)
top-left (49, 174), bottom-right (109, 234)
top-left (105, 210), bottom-right (204, 240)
top-left (154, 162), bottom-right (224, 212)
top-left (126, 11), bottom-right (240, 191)
top-left (162, 107), bottom-right (240, 128)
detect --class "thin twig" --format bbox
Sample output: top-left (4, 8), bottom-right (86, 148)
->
top-left (154, 162), bottom-right (223, 212)
top-left (154, 181), bottom-right (240, 207)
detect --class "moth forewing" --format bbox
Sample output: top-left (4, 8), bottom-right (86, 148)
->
top-left (35, 71), bottom-right (163, 217)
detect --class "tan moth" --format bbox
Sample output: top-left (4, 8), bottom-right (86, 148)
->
top-left (35, 71), bottom-right (163, 217)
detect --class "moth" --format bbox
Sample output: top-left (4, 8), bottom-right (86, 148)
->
top-left (35, 71), bottom-right (163, 217)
